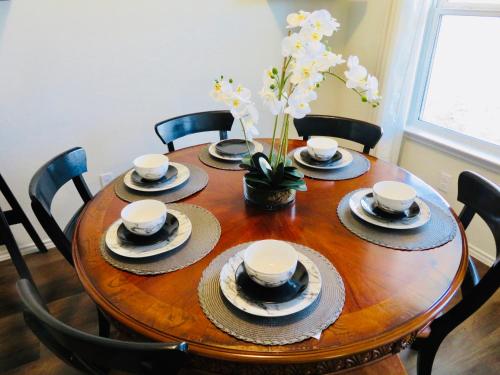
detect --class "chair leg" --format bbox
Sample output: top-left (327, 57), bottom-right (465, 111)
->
top-left (0, 174), bottom-right (47, 253)
top-left (97, 308), bottom-right (110, 338)
top-left (416, 330), bottom-right (447, 375)
top-left (461, 256), bottom-right (480, 296)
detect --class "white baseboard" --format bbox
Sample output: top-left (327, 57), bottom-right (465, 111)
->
top-left (469, 244), bottom-right (495, 267)
top-left (0, 238), bottom-right (54, 262)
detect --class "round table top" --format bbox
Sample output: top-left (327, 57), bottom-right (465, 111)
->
top-left (73, 139), bottom-right (467, 365)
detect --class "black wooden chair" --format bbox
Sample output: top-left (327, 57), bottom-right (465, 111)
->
top-left (29, 147), bottom-right (110, 337)
top-left (0, 173), bottom-right (47, 253)
top-left (415, 171), bottom-right (500, 375)
top-left (29, 147), bottom-right (92, 266)
top-left (0, 205), bottom-right (34, 284)
top-left (293, 115), bottom-right (383, 154)
top-left (17, 278), bottom-right (188, 375)
top-left (155, 110), bottom-right (233, 152)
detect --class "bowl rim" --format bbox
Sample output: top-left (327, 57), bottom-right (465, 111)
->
top-left (373, 181), bottom-right (417, 201)
top-left (133, 154), bottom-right (169, 169)
top-left (243, 240), bottom-right (298, 275)
top-left (121, 200), bottom-right (167, 224)
top-left (307, 137), bottom-right (338, 150)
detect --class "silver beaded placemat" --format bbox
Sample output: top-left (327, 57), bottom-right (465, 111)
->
top-left (114, 163), bottom-right (208, 203)
top-left (288, 148), bottom-right (370, 180)
top-left (100, 204), bottom-right (221, 275)
top-left (337, 189), bottom-right (458, 251)
top-left (198, 242), bottom-right (345, 345)
top-left (198, 142), bottom-right (272, 171)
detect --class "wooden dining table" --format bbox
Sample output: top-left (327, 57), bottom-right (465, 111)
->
top-left (73, 139), bottom-right (467, 374)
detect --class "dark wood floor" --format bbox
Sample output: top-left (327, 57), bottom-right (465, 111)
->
top-left (0, 250), bottom-right (498, 374)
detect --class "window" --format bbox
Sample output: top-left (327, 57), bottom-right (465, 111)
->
top-left (408, 0), bottom-right (500, 167)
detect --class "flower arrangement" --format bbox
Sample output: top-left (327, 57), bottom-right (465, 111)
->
top-left (211, 9), bottom-right (381, 196)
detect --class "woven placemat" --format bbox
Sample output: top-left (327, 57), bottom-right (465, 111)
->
top-left (337, 189), bottom-right (458, 251)
top-left (114, 163), bottom-right (208, 203)
top-left (198, 142), bottom-right (272, 171)
top-left (288, 148), bottom-right (370, 180)
top-left (100, 204), bottom-right (221, 275)
top-left (198, 242), bottom-right (345, 345)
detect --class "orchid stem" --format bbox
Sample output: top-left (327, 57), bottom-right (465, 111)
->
top-left (239, 119), bottom-right (253, 161)
top-left (268, 115), bottom-right (279, 162)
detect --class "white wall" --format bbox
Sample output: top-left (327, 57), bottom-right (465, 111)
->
top-left (1, 0), bottom-right (396, 254)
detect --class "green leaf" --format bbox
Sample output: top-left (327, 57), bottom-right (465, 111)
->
top-left (284, 157), bottom-right (293, 167)
top-left (245, 176), bottom-right (271, 188)
top-left (271, 162), bottom-right (285, 187)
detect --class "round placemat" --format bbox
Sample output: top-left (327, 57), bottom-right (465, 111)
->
top-left (337, 189), bottom-right (458, 251)
top-left (199, 142), bottom-right (272, 171)
top-left (288, 148), bottom-right (370, 180)
top-left (114, 163), bottom-right (208, 203)
top-left (100, 204), bottom-right (221, 275)
top-left (198, 242), bottom-right (345, 345)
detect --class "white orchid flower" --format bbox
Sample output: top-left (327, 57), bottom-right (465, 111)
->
top-left (281, 32), bottom-right (307, 58)
top-left (294, 81), bottom-right (319, 101)
top-left (210, 79), bottom-right (233, 102)
top-left (316, 51), bottom-right (345, 72)
top-left (284, 90), bottom-right (316, 119)
top-left (234, 84), bottom-right (251, 102)
top-left (290, 58), bottom-right (323, 86)
top-left (306, 10), bottom-right (340, 37)
top-left (260, 88), bottom-right (286, 115)
top-left (240, 104), bottom-right (260, 139)
top-left (344, 55), bottom-right (368, 89)
top-left (365, 75), bottom-right (381, 103)
top-left (286, 10), bottom-right (311, 28)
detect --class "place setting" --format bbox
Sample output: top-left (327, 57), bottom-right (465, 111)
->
top-left (198, 138), bottom-right (270, 171)
top-left (198, 239), bottom-right (345, 345)
top-left (114, 153), bottom-right (209, 203)
top-left (100, 199), bottom-right (221, 275)
top-left (288, 137), bottom-right (371, 180)
top-left (337, 181), bottom-right (458, 250)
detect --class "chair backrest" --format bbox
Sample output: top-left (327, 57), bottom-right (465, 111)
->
top-left (457, 171), bottom-right (500, 253)
top-left (155, 110), bottom-right (233, 152)
top-left (29, 147), bottom-right (92, 265)
top-left (17, 279), bottom-right (188, 375)
top-left (293, 115), bottom-right (383, 154)
top-left (0, 206), bottom-right (34, 283)
top-left (430, 172), bottom-right (500, 343)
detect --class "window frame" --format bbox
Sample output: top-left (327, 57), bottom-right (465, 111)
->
top-left (406, 0), bottom-right (500, 172)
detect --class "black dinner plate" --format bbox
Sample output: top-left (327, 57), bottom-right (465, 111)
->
top-left (131, 166), bottom-right (178, 187)
top-left (235, 261), bottom-right (309, 303)
top-left (360, 192), bottom-right (420, 220)
top-left (215, 139), bottom-right (255, 156)
top-left (117, 213), bottom-right (179, 247)
top-left (300, 149), bottom-right (342, 167)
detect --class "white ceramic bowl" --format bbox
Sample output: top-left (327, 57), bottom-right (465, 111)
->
top-left (307, 137), bottom-right (338, 161)
top-left (120, 200), bottom-right (167, 236)
top-left (243, 240), bottom-right (298, 288)
top-left (133, 154), bottom-right (169, 181)
top-left (373, 181), bottom-right (417, 213)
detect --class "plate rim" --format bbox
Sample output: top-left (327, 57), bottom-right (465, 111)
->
top-left (124, 162), bottom-right (190, 192)
top-left (349, 188), bottom-right (431, 230)
top-left (215, 139), bottom-right (256, 156)
top-left (294, 147), bottom-right (353, 170)
top-left (208, 141), bottom-right (263, 161)
top-left (219, 249), bottom-right (322, 317)
top-left (105, 208), bottom-right (192, 258)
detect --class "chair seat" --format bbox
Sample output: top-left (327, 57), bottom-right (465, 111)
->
top-left (63, 205), bottom-right (86, 242)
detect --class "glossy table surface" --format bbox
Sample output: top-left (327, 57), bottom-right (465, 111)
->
top-left (73, 139), bottom-right (467, 368)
